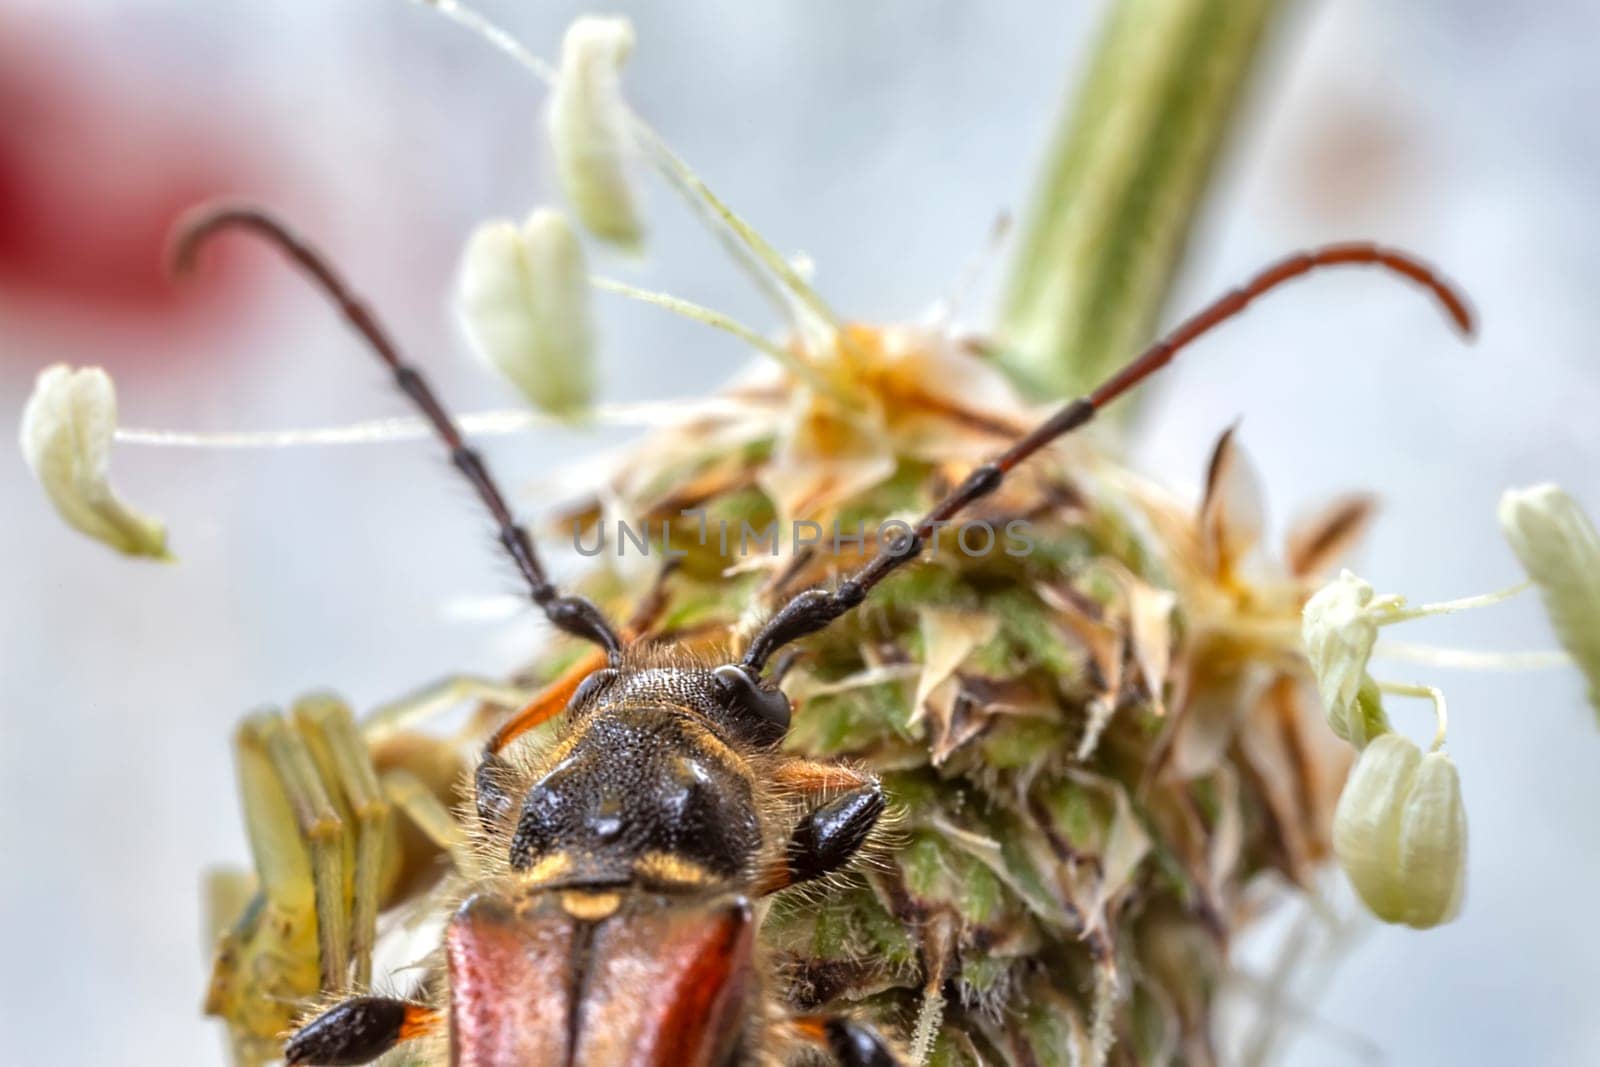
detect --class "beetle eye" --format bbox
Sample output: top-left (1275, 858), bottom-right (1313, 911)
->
top-left (568, 668), bottom-right (618, 711)
top-left (712, 664), bottom-right (791, 745)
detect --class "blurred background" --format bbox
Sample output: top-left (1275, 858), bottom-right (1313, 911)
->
top-left (2, 0), bottom-right (1597, 1063)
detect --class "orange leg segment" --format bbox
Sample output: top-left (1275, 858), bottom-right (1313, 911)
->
top-left (772, 758), bottom-right (874, 797)
top-left (486, 564), bottom-right (679, 756)
top-left (486, 647), bottom-right (608, 755)
top-left (788, 1013), bottom-right (903, 1066)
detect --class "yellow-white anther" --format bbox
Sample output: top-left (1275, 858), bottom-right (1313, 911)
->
top-left (20, 364), bottom-right (170, 559)
top-left (549, 16), bottom-right (643, 248)
top-left (1499, 483), bottom-right (1600, 713)
top-left (1303, 569), bottom-right (1395, 746)
top-left (458, 209), bottom-right (596, 417)
top-left (1333, 733), bottom-right (1466, 929)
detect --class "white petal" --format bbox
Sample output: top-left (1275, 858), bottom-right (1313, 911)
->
top-left (548, 16), bottom-right (644, 248)
top-left (911, 607), bottom-right (998, 728)
top-left (1395, 751), bottom-right (1467, 928)
top-left (19, 364), bottom-right (170, 559)
top-left (458, 209), bottom-right (596, 416)
top-left (1284, 492), bottom-right (1377, 579)
top-left (1332, 733), bottom-right (1419, 922)
top-left (1198, 425), bottom-right (1266, 579)
top-left (1499, 483), bottom-right (1600, 715)
top-left (1334, 735), bottom-right (1467, 929)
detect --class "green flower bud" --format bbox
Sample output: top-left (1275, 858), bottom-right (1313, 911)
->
top-left (1499, 484), bottom-right (1600, 715)
top-left (1333, 733), bottom-right (1466, 929)
top-left (20, 364), bottom-right (170, 559)
top-left (457, 208), bottom-right (596, 417)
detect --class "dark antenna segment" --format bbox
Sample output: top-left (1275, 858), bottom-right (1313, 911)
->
top-left (172, 203), bottom-right (624, 660)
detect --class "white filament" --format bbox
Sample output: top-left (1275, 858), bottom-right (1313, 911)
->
top-left (1374, 640), bottom-right (1572, 672)
top-left (115, 398), bottom-right (748, 449)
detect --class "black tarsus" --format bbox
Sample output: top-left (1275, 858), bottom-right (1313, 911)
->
top-left (785, 783), bottom-right (886, 888)
top-left (741, 244), bottom-right (1474, 672)
top-left (284, 996), bottom-right (414, 1066)
top-left (171, 203), bottom-right (624, 661)
top-left (824, 1017), bottom-right (902, 1067)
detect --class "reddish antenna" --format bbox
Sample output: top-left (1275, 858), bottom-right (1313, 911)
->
top-left (740, 242), bottom-right (1474, 671)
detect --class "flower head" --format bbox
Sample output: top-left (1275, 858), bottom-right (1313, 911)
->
top-left (1499, 483), bottom-right (1600, 714)
top-left (1302, 569), bottom-right (1395, 746)
top-left (1332, 733), bottom-right (1466, 928)
top-left (20, 365), bottom-right (170, 559)
top-left (457, 208), bottom-right (596, 417)
top-left (548, 16), bottom-right (643, 248)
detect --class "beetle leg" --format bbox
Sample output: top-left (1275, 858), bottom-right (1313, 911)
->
top-left (758, 781), bottom-right (885, 895)
top-left (485, 649), bottom-right (606, 754)
top-left (237, 711), bottom-right (351, 989)
top-left (295, 694), bottom-right (391, 989)
top-left (381, 768), bottom-right (472, 874)
top-left (470, 652), bottom-right (609, 831)
top-left (285, 996), bottom-right (442, 1066)
top-left (791, 1014), bottom-right (905, 1067)
top-left (772, 757), bottom-right (875, 797)
top-left (482, 564), bottom-right (678, 757)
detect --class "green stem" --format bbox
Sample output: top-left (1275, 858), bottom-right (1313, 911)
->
top-left (997, 0), bottom-right (1284, 402)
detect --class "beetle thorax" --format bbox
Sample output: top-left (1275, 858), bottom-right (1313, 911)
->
top-left (508, 668), bottom-right (766, 892)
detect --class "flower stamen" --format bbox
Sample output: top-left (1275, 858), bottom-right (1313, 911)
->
top-left (1374, 681), bottom-right (1449, 752)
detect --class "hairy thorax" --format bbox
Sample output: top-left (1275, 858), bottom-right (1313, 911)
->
top-left (507, 666), bottom-right (770, 894)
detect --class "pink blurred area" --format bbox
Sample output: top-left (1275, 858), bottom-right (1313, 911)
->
top-left (0, 10), bottom-right (300, 371)
top-left (0, 3), bottom-right (500, 395)
top-left (0, 21), bottom-right (249, 327)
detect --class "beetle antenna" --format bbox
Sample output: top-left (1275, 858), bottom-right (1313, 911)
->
top-left (170, 202), bottom-right (624, 661)
top-left (740, 242), bottom-right (1475, 672)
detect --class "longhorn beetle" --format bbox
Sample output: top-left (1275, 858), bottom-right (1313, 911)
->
top-left (175, 203), bottom-right (1471, 1066)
